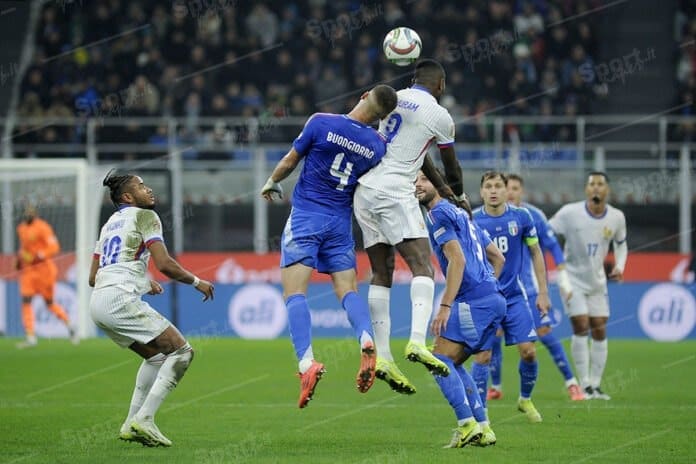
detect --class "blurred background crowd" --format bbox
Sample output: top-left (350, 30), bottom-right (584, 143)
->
top-left (15, 0), bottom-right (614, 148)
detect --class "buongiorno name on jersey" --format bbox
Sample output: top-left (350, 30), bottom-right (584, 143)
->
top-left (325, 131), bottom-right (376, 159)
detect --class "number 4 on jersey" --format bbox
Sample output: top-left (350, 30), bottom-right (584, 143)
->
top-left (330, 153), bottom-right (354, 191)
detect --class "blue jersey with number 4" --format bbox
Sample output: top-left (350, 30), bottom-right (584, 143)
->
top-left (292, 113), bottom-right (386, 217)
top-left (473, 205), bottom-right (538, 299)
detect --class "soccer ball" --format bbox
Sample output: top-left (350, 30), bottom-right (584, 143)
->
top-left (383, 27), bottom-right (422, 66)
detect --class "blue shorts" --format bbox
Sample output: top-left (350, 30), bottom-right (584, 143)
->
top-left (528, 292), bottom-right (558, 329)
top-left (280, 208), bottom-right (355, 274)
top-left (500, 293), bottom-right (538, 346)
top-left (441, 292), bottom-right (506, 354)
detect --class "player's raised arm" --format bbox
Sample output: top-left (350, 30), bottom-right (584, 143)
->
top-left (261, 148), bottom-right (303, 201)
top-left (262, 113), bottom-right (321, 201)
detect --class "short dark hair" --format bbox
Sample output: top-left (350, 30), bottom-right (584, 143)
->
top-left (371, 84), bottom-right (398, 120)
top-left (414, 59), bottom-right (445, 85)
top-left (103, 169), bottom-right (135, 207)
top-left (507, 173), bottom-right (524, 185)
top-left (480, 171), bottom-right (507, 186)
top-left (587, 171), bottom-right (610, 183)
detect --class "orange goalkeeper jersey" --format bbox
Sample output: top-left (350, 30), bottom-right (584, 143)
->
top-left (16, 218), bottom-right (59, 278)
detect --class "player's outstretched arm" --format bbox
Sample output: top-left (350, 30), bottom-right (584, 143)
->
top-left (528, 242), bottom-right (551, 313)
top-left (148, 241), bottom-right (214, 301)
top-left (261, 148), bottom-right (302, 201)
top-left (485, 241), bottom-right (505, 278)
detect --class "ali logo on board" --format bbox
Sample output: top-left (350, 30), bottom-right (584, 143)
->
top-left (228, 284), bottom-right (287, 339)
top-left (638, 283), bottom-right (695, 341)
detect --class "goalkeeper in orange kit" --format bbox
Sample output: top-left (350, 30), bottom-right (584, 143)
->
top-left (15, 205), bottom-right (77, 348)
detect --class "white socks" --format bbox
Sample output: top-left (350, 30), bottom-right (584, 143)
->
top-left (410, 276), bottom-right (435, 345)
top-left (135, 343), bottom-right (194, 421)
top-left (368, 285), bottom-right (393, 361)
top-left (126, 353), bottom-right (166, 422)
top-left (589, 339), bottom-right (608, 388)
top-left (571, 335), bottom-right (590, 388)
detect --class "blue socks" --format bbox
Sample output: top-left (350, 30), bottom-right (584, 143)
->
top-left (519, 359), bottom-right (538, 399)
top-left (540, 333), bottom-right (574, 381)
top-left (490, 334), bottom-right (503, 386)
top-left (342, 291), bottom-right (374, 344)
top-left (433, 354), bottom-right (473, 422)
top-left (286, 294), bottom-right (312, 361)
top-left (471, 362), bottom-right (490, 409)
top-left (454, 364), bottom-right (487, 423)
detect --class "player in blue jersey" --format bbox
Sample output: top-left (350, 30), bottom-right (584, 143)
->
top-left (472, 171), bottom-right (551, 423)
top-left (415, 171), bottom-right (506, 448)
top-left (261, 84), bottom-right (398, 409)
top-left (487, 174), bottom-right (585, 401)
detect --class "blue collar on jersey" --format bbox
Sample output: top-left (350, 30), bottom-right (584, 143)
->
top-left (118, 204), bottom-right (133, 211)
top-left (482, 203), bottom-right (508, 217)
top-left (342, 114), bottom-right (370, 128)
top-left (411, 84), bottom-right (431, 94)
top-left (584, 201), bottom-right (608, 219)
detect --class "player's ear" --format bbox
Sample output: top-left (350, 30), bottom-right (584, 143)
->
top-left (360, 91), bottom-right (369, 100)
top-left (121, 191), bottom-right (133, 204)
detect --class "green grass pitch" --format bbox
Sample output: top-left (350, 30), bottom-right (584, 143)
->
top-left (1, 338), bottom-right (694, 463)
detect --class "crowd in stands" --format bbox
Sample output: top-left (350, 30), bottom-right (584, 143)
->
top-left (674, 0), bottom-right (696, 141)
top-left (15, 0), bottom-right (607, 154)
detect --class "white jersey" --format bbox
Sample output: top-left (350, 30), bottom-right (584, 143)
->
top-left (358, 86), bottom-right (455, 198)
top-left (93, 206), bottom-right (164, 294)
top-left (549, 201), bottom-right (627, 293)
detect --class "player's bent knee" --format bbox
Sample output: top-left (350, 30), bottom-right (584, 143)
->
top-left (475, 350), bottom-right (492, 364)
top-left (518, 343), bottom-right (536, 361)
top-left (370, 272), bottom-right (393, 288)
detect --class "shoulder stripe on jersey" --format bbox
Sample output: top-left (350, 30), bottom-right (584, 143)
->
top-left (145, 237), bottom-right (163, 247)
top-left (615, 238), bottom-right (627, 244)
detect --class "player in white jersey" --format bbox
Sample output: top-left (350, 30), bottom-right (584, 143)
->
top-left (549, 172), bottom-right (627, 400)
top-left (354, 59), bottom-right (465, 394)
top-left (89, 171), bottom-right (214, 446)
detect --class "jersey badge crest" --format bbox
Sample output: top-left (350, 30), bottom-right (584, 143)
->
top-left (603, 226), bottom-right (613, 240)
top-left (508, 221), bottom-right (519, 236)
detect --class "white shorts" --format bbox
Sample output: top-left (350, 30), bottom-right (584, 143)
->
top-left (562, 289), bottom-right (610, 318)
top-left (90, 287), bottom-right (170, 348)
top-left (354, 184), bottom-right (428, 248)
